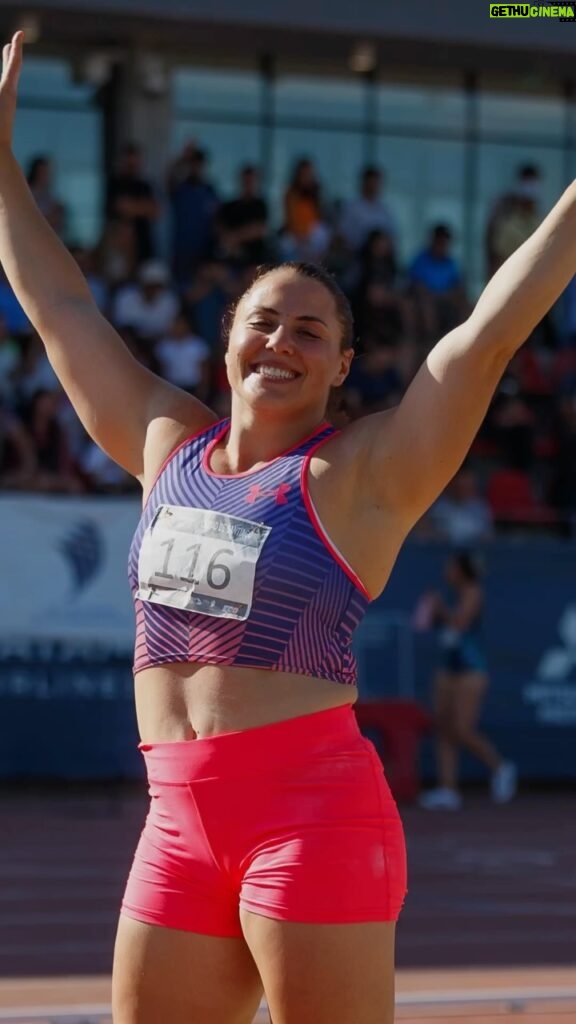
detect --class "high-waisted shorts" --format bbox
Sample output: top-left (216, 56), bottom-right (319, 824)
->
top-left (121, 705), bottom-right (407, 936)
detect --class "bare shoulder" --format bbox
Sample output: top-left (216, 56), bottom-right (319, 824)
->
top-left (309, 410), bottom-right (397, 484)
top-left (141, 391), bottom-right (219, 497)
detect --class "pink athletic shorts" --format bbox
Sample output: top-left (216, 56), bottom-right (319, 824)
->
top-left (121, 705), bottom-right (407, 936)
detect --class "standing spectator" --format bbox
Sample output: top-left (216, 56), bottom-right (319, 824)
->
top-left (26, 154), bottom-right (65, 237)
top-left (112, 261), bottom-right (179, 342)
top-left (217, 164), bottom-right (269, 265)
top-left (409, 225), bottom-right (469, 343)
top-left (281, 158), bottom-right (330, 260)
top-left (339, 166), bottom-right (397, 253)
top-left (485, 164), bottom-right (542, 278)
top-left (155, 311), bottom-right (211, 400)
top-left (353, 230), bottom-right (414, 344)
top-left (167, 143), bottom-right (219, 285)
top-left (106, 142), bottom-right (160, 266)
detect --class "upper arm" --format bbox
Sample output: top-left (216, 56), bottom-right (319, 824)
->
top-left (358, 321), bottom-right (509, 525)
top-left (38, 299), bottom-right (216, 477)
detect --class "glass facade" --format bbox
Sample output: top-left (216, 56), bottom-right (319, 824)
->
top-left (172, 63), bottom-right (575, 297)
top-left (13, 58), bottom-right (103, 246)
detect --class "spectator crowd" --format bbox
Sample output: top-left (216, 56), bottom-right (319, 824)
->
top-left (1, 145), bottom-right (576, 538)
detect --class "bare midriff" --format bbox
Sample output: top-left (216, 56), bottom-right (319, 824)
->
top-left (134, 662), bottom-right (357, 742)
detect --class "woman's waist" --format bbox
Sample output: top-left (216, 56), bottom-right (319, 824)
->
top-left (134, 661), bottom-right (357, 743)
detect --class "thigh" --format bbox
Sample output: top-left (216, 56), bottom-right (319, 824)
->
top-left (453, 671), bottom-right (489, 733)
top-left (432, 670), bottom-right (457, 721)
top-left (241, 913), bottom-right (395, 1024)
top-left (112, 914), bottom-right (263, 1024)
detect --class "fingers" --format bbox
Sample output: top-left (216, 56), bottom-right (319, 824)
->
top-left (1, 31), bottom-right (23, 86)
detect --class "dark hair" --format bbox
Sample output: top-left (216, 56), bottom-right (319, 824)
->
top-left (26, 155), bottom-right (50, 186)
top-left (452, 550), bottom-right (483, 583)
top-left (222, 261), bottom-right (355, 352)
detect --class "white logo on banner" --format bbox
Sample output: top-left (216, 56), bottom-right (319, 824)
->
top-left (0, 495), bottom-right (139, 652)
top-left (523, 605), bottom-right (576, 724)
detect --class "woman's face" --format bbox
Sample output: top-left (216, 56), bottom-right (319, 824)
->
top-left (225, 269), bottom-right (353, 421)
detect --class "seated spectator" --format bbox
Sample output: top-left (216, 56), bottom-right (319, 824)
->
top-left (95, 218), bottom-right (138, 288)
top-left (339, 165), bottom-right (397, 253)
top-left (0, 313), bottom-right (20, 404)
top-left (21, 389), bottom-right (83, 494)
top-left (0, 397), bottom-right (37, 489)
top-left (485, 164), bottom-right (541, 278)
top-left (69, 245), bottom-right (109, 313)
top-left (548, 391), bottom-right (576, 535)
top-left (217, 164), bottom-right (269, 265)
top-left (0, 268), bottom-right (31, 336)
top-left (280, 158), bottom-right (331, 261)
top-left (155, 311), bottom-right (211, 399)
top-left (409, 224), bottom-right (469, 344)
top-left (344, 337), bottom-right (404, 417)
top-left (112, 261), bottom-right (179, 342)
top-left (12, 331), bottom-right (60, 404)
top-left (353, 230), bottom-right (414, 345)
top-left (105, 142), bottom-right (160, 265)
top-left (167, 143), bottom-right (219, 285)
top-left (184, 258), bottom-right (243, 349)
top-left (79, 439), bottom-right (136, 494)
top-left (26, 154), bottom-right (66, 238)
top-left (426, 467), bottom-right (493, 544)
top-left (488, 386), bottom-right (536, 471)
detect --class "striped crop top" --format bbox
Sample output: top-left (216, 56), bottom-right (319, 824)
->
top-left (128, 419), bottom-right (371, 685)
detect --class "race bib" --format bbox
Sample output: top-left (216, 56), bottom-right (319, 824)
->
top-left (137, 505), bottom-right (271, 620)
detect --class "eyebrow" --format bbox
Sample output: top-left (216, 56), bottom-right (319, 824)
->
top-left (247, 305), bottom-right (329, 329)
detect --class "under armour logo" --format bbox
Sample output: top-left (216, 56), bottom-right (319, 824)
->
top-left (245, 483), bottom-right (291, 505)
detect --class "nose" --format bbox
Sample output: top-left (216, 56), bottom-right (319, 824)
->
top-left (265, 323), bottom-right (294, 353)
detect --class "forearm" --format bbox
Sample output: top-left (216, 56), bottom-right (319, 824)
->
top-left (0, 146), bottom-right (92, 326)
top-left (471, 180), bottom-right (576, 355)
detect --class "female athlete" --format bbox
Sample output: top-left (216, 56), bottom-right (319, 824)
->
top-left (1, 31), bottom-right (575, 1024)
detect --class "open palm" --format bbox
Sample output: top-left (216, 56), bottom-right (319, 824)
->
top-left (0, 33), bottom-right (23, 147)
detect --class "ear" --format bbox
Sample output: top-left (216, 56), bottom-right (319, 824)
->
top-left (332, 347), bottom-right (354, 388)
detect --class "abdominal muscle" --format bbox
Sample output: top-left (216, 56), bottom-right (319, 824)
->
top-left (134, 661), bottom-right (357, 742)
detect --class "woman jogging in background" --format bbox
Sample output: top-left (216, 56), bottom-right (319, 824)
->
top-left (1, 31), bottom-right (576, 1024)
top-left (418, 552), bottom-right (517, 811)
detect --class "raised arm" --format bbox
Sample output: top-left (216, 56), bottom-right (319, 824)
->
top-left (356, 178), bottom-right (576, 527)
top-left (0, 34), bottom-right (214, 479)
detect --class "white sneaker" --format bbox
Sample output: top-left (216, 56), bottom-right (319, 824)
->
top-left (491, 761), bottom-right (518, 804)
top-left (418, 787), bottom-right (462, 811)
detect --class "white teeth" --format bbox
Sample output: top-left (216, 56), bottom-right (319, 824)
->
top-left (255, 365), bottom-right (296, 380)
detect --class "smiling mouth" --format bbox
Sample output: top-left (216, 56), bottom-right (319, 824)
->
top-left (249, 364), bottom-right (300, 381)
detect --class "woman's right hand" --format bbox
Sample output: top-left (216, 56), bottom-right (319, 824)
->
top-left (0, 32), bottom-right (23, 148)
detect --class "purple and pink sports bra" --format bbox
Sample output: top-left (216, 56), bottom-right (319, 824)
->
top-left (128, 419), bottom-right (371, 685)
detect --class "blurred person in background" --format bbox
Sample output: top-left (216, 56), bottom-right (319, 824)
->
top-left (21, 388), bottom-right (83, 494)
top-left (352, 229), bottom-right (415, 348)
top-left (26, 154), bottom-right (65, 237)
top-left (0, 264), bottom-right (30, 335)
top-left (0, 310), bottom-right (19, 402)
top-left (183, 255), bottom-right (244, 349)
top-left (343, 337), bottom-right (404, 417)
top-left (105, 142), bottom-right (160, 266)
top-left (548, 390), bottom-right (576, 536)
top-left (281, 157), bottom-right (331, 260)
top-left (217, 163), bottom-right (270, 266)
top-left (486, 163), bottom-right (542, 279)
top-left (112, 260), bottom-right (179, 342)
top-left (417, 552), bottom-right (517, 810)
top-left (167, 142), bottom-right (219, 285)
top-left (155, 309), bottom-right (211, 401)
top-left (409, 224), bottom-right (470, 345)
top-left (5, 30), bottom-right (576, 1023)
top-left (339, 165), bottom-right (397, 253)
top-left (0, 394), bottom-right (36, 488)
top-left (425, 466), bottom-right (493, 545)
top-left (69, 245), bottom-right (109, 313)
top-left (12, 330), bottom-right (60, 402)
